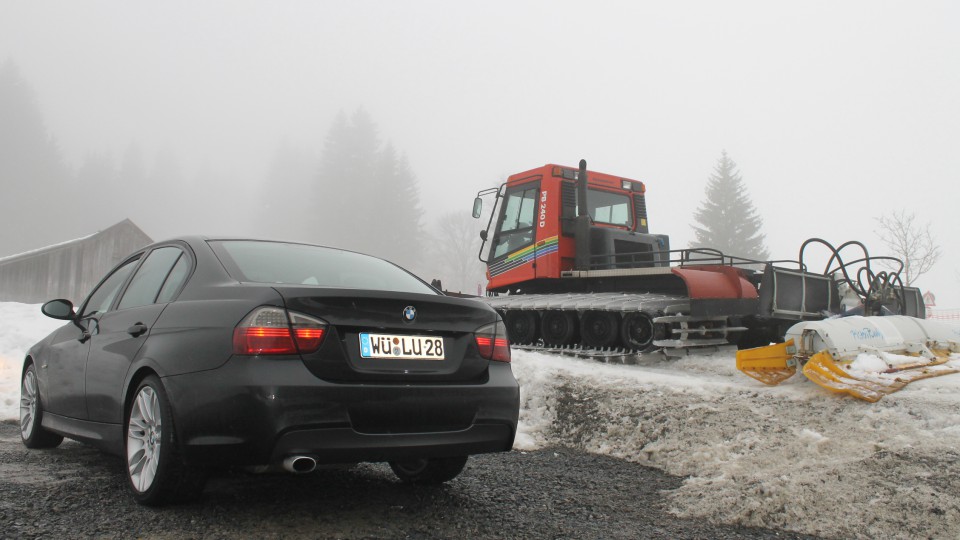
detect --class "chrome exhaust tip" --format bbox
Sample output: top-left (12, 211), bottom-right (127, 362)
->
top-left (282, 455), bottom-right (317, 474)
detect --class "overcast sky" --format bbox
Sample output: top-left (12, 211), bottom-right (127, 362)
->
top-left (2, 1), bottom-right (958, 305)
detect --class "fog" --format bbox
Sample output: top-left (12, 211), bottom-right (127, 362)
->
top-left (1, 1), bottom-right (957, 305)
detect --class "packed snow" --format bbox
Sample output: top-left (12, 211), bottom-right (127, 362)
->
top-left (511, 350), bottom-right (960, 539)
top-left (2, 301), bottom-right (960, 538)
top-left (842, 349), bottom-right (960, 386)
top-left (0, 303), bottom-right (63, 420)
top-left (849, 352), bottom-right (892, 373)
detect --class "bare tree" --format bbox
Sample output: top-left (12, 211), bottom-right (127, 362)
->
top-left (428, 211), bottom-right (487, 294)
top-left (874, 210), bottom-right (942, 286)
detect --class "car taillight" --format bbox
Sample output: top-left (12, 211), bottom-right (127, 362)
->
top-left (233, 307), bottom-right (328, 355)
top-left (474, 321), bottom-right (511, 363)
top-left (288, 311), bottom-right (327, 353)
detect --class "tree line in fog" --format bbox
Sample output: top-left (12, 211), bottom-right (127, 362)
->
top-left (0, 59), bottom-right (487, 293)
top-left (14, 54), bottom-right (873, 295)
top-left (0, 57), bottom-right (781, 296)
top-left (254, 107), bottom-right (486, 292)
top-left (0, 55), bottom-right (776, 295)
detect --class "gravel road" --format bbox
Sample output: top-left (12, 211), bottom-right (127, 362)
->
top-left (0, 421), bottom-right (816, 539)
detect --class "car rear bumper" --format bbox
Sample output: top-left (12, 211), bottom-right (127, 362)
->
top-left (162, 356), bottom-right (519, 468)
top-left (269, 423), bottom-right (513, 464)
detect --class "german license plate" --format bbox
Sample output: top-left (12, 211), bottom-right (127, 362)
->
top-left (359, 333), bottom-right (445, 360)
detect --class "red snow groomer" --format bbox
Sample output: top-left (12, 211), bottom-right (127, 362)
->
top-left (471, 160), bottom-right (925, 356)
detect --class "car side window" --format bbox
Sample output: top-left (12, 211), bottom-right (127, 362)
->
top-left (81, 257), bottom-right (141, 318)
top-left (117, 247), bottom-right (184, 310)
top-left (156, 253), bottom-right (190, 304)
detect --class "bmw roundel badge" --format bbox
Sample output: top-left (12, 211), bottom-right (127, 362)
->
top-left (402, 306), bottom-right (417, 322)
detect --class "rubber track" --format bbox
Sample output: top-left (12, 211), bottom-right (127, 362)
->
top-left (483, 292), bottom-right (744, 350)
top-left (482, 292), bottom-right (688, 312)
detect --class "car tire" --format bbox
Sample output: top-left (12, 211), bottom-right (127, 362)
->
top-left (389, 456), bottom-right (469, 485)
top-left (125, 375), bottom-right (207, 505)
top-left (20, 363), bottom-right (64, 449)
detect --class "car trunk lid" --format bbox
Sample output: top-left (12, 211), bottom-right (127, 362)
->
top-left (274, 287), bottom-right (498, 383)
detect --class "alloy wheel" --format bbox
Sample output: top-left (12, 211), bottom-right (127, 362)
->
top-left (127, 386), bottom-right (162, 493)
top-left (20, 369), bottom-right (38, 439)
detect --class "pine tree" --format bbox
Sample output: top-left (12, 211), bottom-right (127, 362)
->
top-left (690, 151), bottom-right (770, 261)
top-left (74, 151), bottom-right (123, 232)
top-left (0, 59), bottom-right (70, 255)
top-left (257, 140), bottom-right (318, 242)
top-left (374, 144), bottom-right (424, 270)
top-left (313, 109), bottom-right (379, 248)
top-left (310, 109), bottom-right (425, 268)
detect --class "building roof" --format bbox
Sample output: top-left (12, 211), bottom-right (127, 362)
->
top-left (0, 219), bottom-right (151, 266)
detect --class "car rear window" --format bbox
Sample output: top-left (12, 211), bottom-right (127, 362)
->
top-left (210, 240), bottom-right (437, 295)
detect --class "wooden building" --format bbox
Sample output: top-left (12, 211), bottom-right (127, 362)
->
top-left (0, 219), bottom-right (153, 304)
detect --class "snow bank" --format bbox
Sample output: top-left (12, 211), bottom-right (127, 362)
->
top-left (512, 350), bottom-right (960, 539)
top-left (0, 303), bottom-right (63, 420)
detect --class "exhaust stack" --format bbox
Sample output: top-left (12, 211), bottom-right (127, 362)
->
top-left (574, 159), bottom-right (591, 271)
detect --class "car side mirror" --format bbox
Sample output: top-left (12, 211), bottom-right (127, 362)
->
top-left (472, 197), bottom-right (483, 219)
top-left (479, 230), bottom-right (488, 241)
top-left (41, 299), bottom-right (76, 320)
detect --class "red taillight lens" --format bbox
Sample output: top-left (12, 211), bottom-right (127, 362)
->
top-left (287, 311), bottom-right (328, 354)
top-left (292, 327), bottom-right (326, 352)
top-left (233, 307), bottom-right (328, 356)
top-left (475, 336), bottom-right (494, 356)
top-left (234, 326), bottom-right (298, 355)
top-left (475, 321), bottom-right (511, 363)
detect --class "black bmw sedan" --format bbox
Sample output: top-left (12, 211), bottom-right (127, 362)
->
top-left (19, 238), bottom-right (519, 505)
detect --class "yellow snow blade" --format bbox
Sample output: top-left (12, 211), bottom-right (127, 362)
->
top-left (736, 339), bottom-right (797, 386)
top-left (802, 349), bottom-right (960, 403)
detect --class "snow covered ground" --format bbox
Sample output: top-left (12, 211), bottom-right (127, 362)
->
top-left (512, 350), bottom-right (960, 539)
top-left (0, 303), bottom-right (63, 421)
top-left (2, 301), bottom-right (959, 538)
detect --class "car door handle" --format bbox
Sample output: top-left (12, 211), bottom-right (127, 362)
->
top-left (127, 323), bottom-right (148, 337)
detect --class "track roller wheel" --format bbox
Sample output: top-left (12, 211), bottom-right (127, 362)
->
top-left (620, 312), bottom-right (664, 353)
top-left (504, 311), bottom-right (539, 344)
top-left (541, 311), bottom-right (579, 346)
top-left (579, 311), bottom-right (620, 348)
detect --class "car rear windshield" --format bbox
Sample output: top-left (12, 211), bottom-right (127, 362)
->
top-left (210, 240), bottom-right (437, 295)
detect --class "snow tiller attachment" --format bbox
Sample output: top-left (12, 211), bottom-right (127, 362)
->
top-left (737, 316), bottom-right (960, 402)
